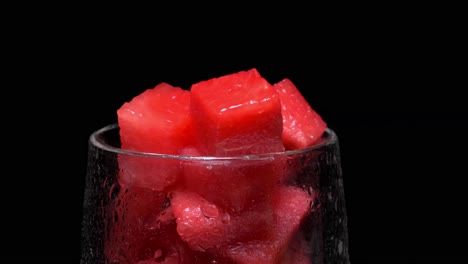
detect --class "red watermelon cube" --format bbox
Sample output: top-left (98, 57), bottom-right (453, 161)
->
top-left (117, 82), bottom-right (193, 153)
top-left (107, 188), bottom-right (235, 263)
top-left (117, 82), bottom-right (193, 190)
top-left (223, 186), bottom-right (313, 264)
top-left (105, 186), bottom-right (180, 263)
top-left (170, 191), bottom-right (274, 252)
top-left (274, 78), bottom-right (327, 150)
top-left (170, 191), bottom-right (227, 251)
top-left (190, 68), bottom-right (285, 156)
top-left (179, 145), bottom-right (282, 212)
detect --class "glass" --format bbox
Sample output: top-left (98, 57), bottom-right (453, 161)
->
top-left (81, 123), bottom-right (350, 264)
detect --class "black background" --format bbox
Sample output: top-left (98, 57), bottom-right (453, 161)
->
top-left (3, 4), bottom-right (466, 263)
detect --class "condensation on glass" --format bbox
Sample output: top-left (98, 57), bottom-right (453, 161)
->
top-left (81, 124), bottom-right (350, 264)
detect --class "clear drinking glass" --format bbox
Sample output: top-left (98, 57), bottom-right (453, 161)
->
top-left (81, 124), bottom-right (350, 264)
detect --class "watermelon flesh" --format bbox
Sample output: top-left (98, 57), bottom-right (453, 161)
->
top-left (190, 68), bottom-right (285, 156)
top-left (171, 190), bottom-right (275, 252)
top-left (223, 186), bottom-right (313, 264)
top-left (113, 69), bottom-right (327, 263)
top-left (105, 187), bottom-right (239, 263)
top-left (117, 82), bottom-right (193, 191)
top-left (179, 145), bottom-right (282, 212)
top-left (274, 78), bottom-right (327, 150)
top-left (105, 186), bottom-right (181, 263)
top-left (117, 82), bottom-right (193, 153)
top-left (170, 191), bottom-right (228, 251)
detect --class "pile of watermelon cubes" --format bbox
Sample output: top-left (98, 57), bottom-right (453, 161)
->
top-left (107, 68), bottom-right (327, 263)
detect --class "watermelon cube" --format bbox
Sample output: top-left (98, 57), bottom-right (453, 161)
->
top-left (223, 186), bottom-right (313, 264)
top-left (117, 82), bottom-right (193, 190)
top-left (105, 186), bottom-right (179, 263)
top-left (170, 191), bottom-right (227, 251)
top-left (170, 191), bottom-right (274, 252)
top-left (179, 145), bottom-right (283, 212)
top-left (107, 188), bottom-right (236, 263)
top-left (133, 223), bottom-right (195, 264)
top-left (273, 78), bottom-right (327, 150)
top-left (190, 68), bottom-right (285, 156)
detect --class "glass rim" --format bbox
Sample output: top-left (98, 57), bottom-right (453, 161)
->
top-left (90, 123), bottom-right (338, 161)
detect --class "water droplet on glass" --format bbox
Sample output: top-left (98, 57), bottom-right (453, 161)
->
top-left (201, 203), bottom-right (219, 218)
top-left (153, 248), bottom-right (166, 261)
top-left (195, 245), bottom-right (206, 252)
top-left (109, 182), bottom-right (121, 200)
top-left (221, 212), bottom-right (231, 224)
top-left (338, 240), bottom-right (343, 255)
top-left (151, 219), bottom-right (161, 230)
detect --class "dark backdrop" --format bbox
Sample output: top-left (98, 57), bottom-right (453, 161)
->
top-left (4, 5), bottom-right (466, 263)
